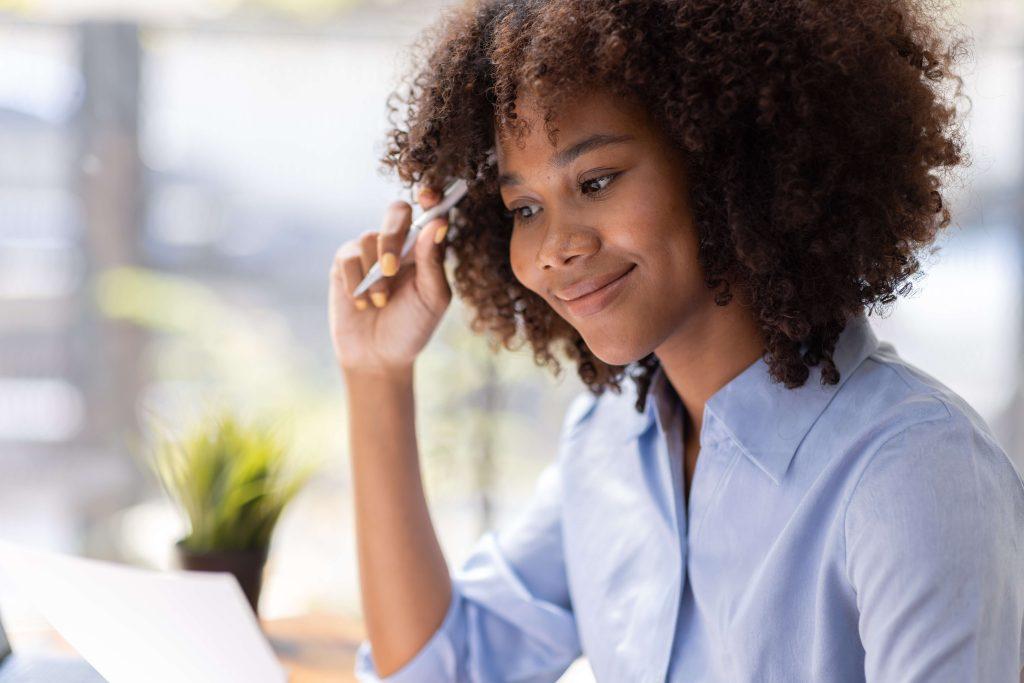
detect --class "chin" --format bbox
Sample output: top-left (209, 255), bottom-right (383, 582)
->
top-left (579, 332), bottom-right (649, 367)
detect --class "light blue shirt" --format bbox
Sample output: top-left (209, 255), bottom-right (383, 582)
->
top-left (354, 312), bottom-right (1024, 682)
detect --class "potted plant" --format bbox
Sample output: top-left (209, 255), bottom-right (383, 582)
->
top-left (144, 409), bottom-right (318, 615)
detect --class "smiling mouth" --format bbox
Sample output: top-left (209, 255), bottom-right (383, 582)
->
top-left (560, 264), bottom-right (637, 318)
top-left (556, 265), bottom-right (636, 302)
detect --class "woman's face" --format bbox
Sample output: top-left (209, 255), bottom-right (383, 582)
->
top-left (496, 89), bottom-right (711, 366)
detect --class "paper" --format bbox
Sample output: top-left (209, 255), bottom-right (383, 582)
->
top-left (0, 540), bottom-right (286, 683)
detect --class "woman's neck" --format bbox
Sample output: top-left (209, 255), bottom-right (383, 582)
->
top-left (654, 293), bottom-right (765, 449)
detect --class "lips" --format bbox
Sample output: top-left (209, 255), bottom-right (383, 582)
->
top-left (555, 265), bottom-right (636, 302)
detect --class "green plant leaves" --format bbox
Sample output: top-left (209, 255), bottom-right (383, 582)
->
top-left (144, 409), bottom-right (318, 553)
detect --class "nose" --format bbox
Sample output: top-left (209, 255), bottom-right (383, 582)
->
top-left (535, 216), bottom-right (600, 272)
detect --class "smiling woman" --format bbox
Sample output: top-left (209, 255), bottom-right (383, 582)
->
top-left (327, 1), bottom-right (1024, 682)
top-left (496, 89), bottom-right (717, 368)
top-left (377, 0), bottom-right (971, 416)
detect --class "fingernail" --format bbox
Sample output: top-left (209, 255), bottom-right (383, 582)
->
top-left (381, 252), bottom-right (399, 277)
top-left (433, 224), bottom-right (448, 244)
top-left (354, 298), bottom-right (368, 311)
top-left (370, 292), bottom-right (388, 308)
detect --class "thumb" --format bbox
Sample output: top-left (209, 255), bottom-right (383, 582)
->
top-left (413, 215), bottom-right (451, 306)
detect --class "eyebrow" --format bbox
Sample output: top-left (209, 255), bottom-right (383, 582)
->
top-left (497, 132), bottom-right (635, 188)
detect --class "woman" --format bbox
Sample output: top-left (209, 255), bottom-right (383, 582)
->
top-left (328, 0), bottom-right (1024, 681)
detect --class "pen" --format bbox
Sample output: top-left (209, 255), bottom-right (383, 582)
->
top-left (352, 150), bottom-right (496, 299)
top-left (352, 178), bottom-right (467, 299)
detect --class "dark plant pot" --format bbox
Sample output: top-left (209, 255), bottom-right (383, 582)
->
top-left (175, 540), bottom-right (269, 616)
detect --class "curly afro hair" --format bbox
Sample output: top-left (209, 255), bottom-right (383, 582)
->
top-left (380, 0), bottom-right (971, 413)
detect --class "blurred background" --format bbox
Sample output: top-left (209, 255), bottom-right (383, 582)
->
top-left (0, 0), bottom-right (1021, 678)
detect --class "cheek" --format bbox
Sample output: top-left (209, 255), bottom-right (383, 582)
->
top-left (634, 194), bottom-right (700, 264)
top-left (625, 220), bottom-right (704, 319)
top-left (507, 240), bottom-right (532, 290)
top-left (508, 234), bottom-right (534, 290)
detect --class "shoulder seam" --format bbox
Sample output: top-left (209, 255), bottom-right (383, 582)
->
top-left (840, 405), bottom-right (953, 588)
top-left (864, 352), bottom-right (915, 392)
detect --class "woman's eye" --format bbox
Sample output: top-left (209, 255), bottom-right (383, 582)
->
top-left (508, 204), bottom-right (541, 224)
top-left (505, 173), bottom-right (619, 225)
top-left (580, 173), bottom-right (618, 195)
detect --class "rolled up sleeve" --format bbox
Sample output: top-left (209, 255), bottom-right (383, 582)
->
top-left (845, 411), bottom-right (1024, 682)
top-left (354, 394), bottom-right (595, 682)
top-left (355, 586), bottom-right (460, 682)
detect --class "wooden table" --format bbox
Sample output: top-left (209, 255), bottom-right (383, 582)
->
top-left (12, 614), bottom-right (367, 682)
top-left (263, 614), bottom-right (365, 682)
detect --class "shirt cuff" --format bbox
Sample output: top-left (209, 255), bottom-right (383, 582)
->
top-left (354, 586), bottom-right (461, 682)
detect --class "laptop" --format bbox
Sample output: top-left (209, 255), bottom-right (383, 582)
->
top-left (0, 610), bottom-right (106, 682)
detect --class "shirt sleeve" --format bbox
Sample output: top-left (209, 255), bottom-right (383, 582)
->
top-left (844, 411), bottom-right (1024, 682)
top-left (353, 393), bottom-right (595, 683)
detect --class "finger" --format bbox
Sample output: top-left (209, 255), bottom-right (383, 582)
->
top-left (415, 184), bottom-right (447, 246)
top-left (331, 243), bottom-right (369, 311)
top-left (413, 213), bottom-right (451, 307)
top-left (416, 184), bottom-right (440, 210)
top-left (415, 185), bottom-right (448, 245)
top-left (377, 200), bottom-right (412, 281)
top-left (359, 231), bottom-right (390, 309)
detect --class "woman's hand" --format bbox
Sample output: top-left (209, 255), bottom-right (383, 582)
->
top-left (328, 186), bottom-right (452, 375)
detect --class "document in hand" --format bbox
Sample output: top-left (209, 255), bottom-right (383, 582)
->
top-left (0, 540), bottom-right (286, 683)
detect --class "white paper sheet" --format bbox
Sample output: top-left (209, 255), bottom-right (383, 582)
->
top-left (0, 540), bottom-right (286, 683)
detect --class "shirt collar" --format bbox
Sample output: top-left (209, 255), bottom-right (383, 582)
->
top-left (641, 312), bottom-right (880, 485)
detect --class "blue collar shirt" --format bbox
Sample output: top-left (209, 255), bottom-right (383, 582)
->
top-left (355, 313), bottom-right (1024, 682)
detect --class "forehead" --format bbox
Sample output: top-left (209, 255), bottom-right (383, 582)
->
top-left (495, 89), bottom-right (650, 164)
